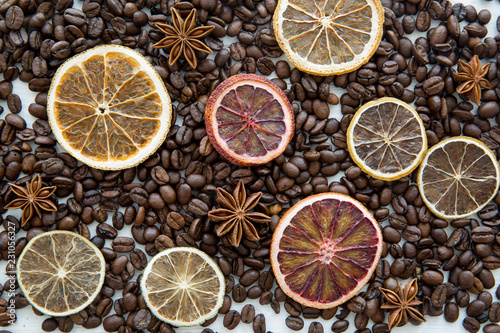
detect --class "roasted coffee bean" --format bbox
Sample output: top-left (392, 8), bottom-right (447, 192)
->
top-left (331, 319), bottom-right (349, 333)
top-left (223, 310), bottom-right (240, 330)
top-left (286, 316), bottom-right (304, 331)
top-left (463, 316), bottom-right (480, 333)
top-left (445, 302), bottom-right (460, 322)
top-left (241, 304), bottom-right (255, 324)
top-left (253, 314), bottom-right (266, 333)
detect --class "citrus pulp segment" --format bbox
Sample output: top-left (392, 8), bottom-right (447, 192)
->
top-left (346, 97), bottom-right (427, 181)
top-left (273, 0), bottom-right (384, 75)
top-left (205, 73), bottom-right (294, 166)
top-left (270, 193), bottom-right (383, 309)
top-left (417, 136), bottom-right (500, 220)
top-left (47, 45), bottom-right (172, 170)
top-left (140, 247), bottom-right (225, 327)
top-left (17, 231), bottom-right (105, 317)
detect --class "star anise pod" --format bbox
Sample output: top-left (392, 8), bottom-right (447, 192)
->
top-left (5, 174), bottom-right (57, 226)
top-left (379, 278), bottom-right (426, 330)
top-left (208, 180), bottom-right (271, 247)
top-left (453, 55), bottom-right (491, 105)
top-left (152, 8), bottom-right (214, 69)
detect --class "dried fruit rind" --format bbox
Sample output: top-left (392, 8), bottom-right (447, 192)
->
top-left (47, 45), bottom-right (172, 170)
top-left (271, 192), bottom-right (383, 309)
top-left (273, 0), bottom-right (385, 75)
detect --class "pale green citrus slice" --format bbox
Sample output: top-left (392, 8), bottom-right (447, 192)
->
top-left (17, 231), bottom-right (105, 317)
top-left (140, 247), bottom-right (225, 327)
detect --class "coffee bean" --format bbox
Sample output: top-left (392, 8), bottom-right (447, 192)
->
top-left (103, 315), bottom-right (125, 332)
top-left (252, 314), bottom-right (266, 333)
top-left (223, 310), bottom-right (240, 330)
top-left (286, 316), bottom-right (304, 331)
top-left (463, 316), bottom-right (480, 333)
top-left (331, 319), bottom-right (349, 333)
top-left (485, 324), bottom-right (500, 333)
top-left (241, 304), bottom-right (255, 324)
top-left (445, 302), bottom-right (460, 322)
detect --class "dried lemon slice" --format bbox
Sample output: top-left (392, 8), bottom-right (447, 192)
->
top-left (140, 247), bottom-right (225, 326)
top-left (417, 136), bottom-right (500, 220)
top-left (347, 98), bottom-right (427, 181)
top-left (47, 45), bottom-right (172, 170)
top-left (273, 0), bottom-right (384, 75)
top-left (17, 231), bottom-right (105, 317)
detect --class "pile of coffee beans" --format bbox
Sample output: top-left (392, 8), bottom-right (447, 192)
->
top-left (1, 0), bottom-right (500, 332)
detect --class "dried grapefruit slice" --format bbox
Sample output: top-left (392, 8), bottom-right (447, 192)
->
top-left (140, 247), bottom-right (225, 327)
top-left (270, 193), bottom-right (382, 309)
top-left (273, 0), bottom-right (384, 75)
top-left (47, 45), bottom-right (172, 170)
top-left (17, 231), bottom-right (105, 317)
top-left (417, 136), bottom-right (500, 220)
top-left (205, 73), bottom-right (294, 166)
top-left (346, 98), bottom-right (427, 181)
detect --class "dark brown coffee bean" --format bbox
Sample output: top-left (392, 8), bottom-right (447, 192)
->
top-left (253, 314), bottom-right (266, 333)
top-left (467, 300), bottom-right (486, 317)
top-left (331, 319), bottom-right (349, 333)
top-left (223, 310), bottom-right (240, 330)
top-left (445, 302), bottom-right (460, 322)
top-left (103, 314), bottom-right (125, 332)
top-left (463, 316), bottom-right (480, 333)
top-left (286, 316), bottom-right (304, 331)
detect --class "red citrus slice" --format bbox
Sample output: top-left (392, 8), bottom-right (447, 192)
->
top-left (205, 73), bottom-right (294, 166)
top-left (270, 193), bottom-right (383, 309)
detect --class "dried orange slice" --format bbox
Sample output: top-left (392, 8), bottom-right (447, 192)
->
top-left (270, 192), bottom-right (382, 309)
top-left (47, 45), bottom-right (172, 170)
top-left (346, 98), bottom-right (427, 181)
top-left (140, 247), bottom-right (225, 327)
top-left (205, 74), bottom-right (294, 166)
top-left (273, 0), bottom-right (384, 75)
top-left (17, 231), bottom-right (105, 317)
top-left (417, 136), bottom-right (500, 220)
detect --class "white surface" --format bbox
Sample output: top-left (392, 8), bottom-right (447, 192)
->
top-left (4, 0), bottom-right (500, 332)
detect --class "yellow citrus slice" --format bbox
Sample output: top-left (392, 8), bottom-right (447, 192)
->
top-left (417, 136), bottom-right (500, 220)
top-left (273, 0), bottom-right (384, 75)
top-left (140, 247), bottom-right (225, 327)
top-left (47, 45), bottom-right (172, 170)
top-left (346, 97), bottom-right (427, 181)
top-left (17, 231), bottom-right (105, 317)
top-left (271, 192), bottom-right (382, 309)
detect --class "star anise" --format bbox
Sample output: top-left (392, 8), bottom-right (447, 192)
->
top-left (379, 278), bottom-right (426, 330)
top-left (208, 180), bottom-right (271, 247)
top-left (152, 8), bottom-right (214, 69)
top-left (453, 55), bottom-right (492, 105)
top-left (5, 174), bottom-right (57, 226)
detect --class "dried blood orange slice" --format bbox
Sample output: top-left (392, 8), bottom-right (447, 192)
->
top-left (47, 45), bottom-right (172, 170)
top-left (205, 74), bottom-right (294, 166)
top-left (271, 192), bottom-right (382, 309)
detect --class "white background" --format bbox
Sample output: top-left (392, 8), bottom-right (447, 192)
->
top-left (5, 0), bottom-right (500, 332)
